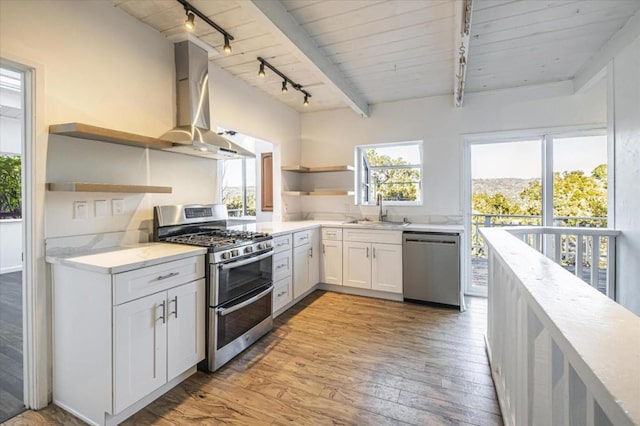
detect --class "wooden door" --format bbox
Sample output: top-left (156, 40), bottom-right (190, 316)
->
top-left (371, 243), bottom-right (403, 293)
top-left (261, 152), bottom-right (273, 212)
top-left (342, 241), bottom-right (371, 289)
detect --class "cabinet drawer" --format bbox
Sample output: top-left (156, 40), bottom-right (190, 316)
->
top-left (293, 230), bottom-right (311, 247)
top-left (273, 250), bottom-right (293, 282)
top-left (273, 234), bottom-right (292, 253)
top-left (114, 255), bottom-right (205, 305)
top-left (343, 229), bottom-right (402, 244)
top-left (322, 227), bottom-right (343, 241)
top-left (273, 276), bottom-right (292, 313)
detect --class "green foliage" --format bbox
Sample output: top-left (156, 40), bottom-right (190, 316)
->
top-left (366, 150), bottom-right (420, 202)
top-left (472, 164), bottom-right (607, 226)
top-left (223, 189), bottom-right (256, 217)
top-left (0, 155), bottom-right (22, 218)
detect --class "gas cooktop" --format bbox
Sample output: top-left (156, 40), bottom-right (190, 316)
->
top-left (165, 229), bottom-right (270, 251)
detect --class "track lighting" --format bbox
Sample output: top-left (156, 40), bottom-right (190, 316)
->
top-left (177, 0), bottom-right (234, 54)
top-left (223, 35), bottom-right (232, 53)
top-left (257, 57), bottom-right (312, 107)
top-left (184, 11), bottom-right (195, 31)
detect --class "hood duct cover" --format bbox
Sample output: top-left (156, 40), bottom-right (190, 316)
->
top-left (160, 40), bottom-right (254, 159)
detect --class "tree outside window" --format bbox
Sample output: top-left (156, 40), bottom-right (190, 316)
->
top-left (0, 154), bottom-right (21, 219)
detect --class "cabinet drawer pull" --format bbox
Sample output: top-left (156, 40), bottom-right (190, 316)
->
top-left (157, 300), bottom-right (166, 324)
top-left (322, 244), bottom-right (325, 254)
top-left (169, 296), bottom-right (178, 318)
top-left (373, 247), bottom-right (376, 259)
top-left (276, 242), bottom-right (287, 247)
top-left (156, 272), bottom-right (179, 281)
top-left (366, 247), bottom-right (369, 258)
top-left (277, 290), bottom-right (288, 297)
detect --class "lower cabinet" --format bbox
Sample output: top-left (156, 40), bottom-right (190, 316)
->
top-left (51, 254), bottom-right (205, 425)
top-left (293, 229), bottom-right (320, 298)
top-left (114, 279), bottom-right (205, 413)
top-left (321, 240), bottom-right (343, 285)
top-left (343, 241), bottom-right (402, 293)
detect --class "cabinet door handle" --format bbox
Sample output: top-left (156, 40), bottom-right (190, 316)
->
top-left (373, 247), bottom-right (376, 259)
top-left (156, 272), bottom-right (179, 281)
top-left (168, 296), bottom-right (178, 318)
top-left (309, 248), bottom-right (313, 258)
top-left (158, 300), bottom-right (166, 324)
top-left (322, 244), bottom-right (325, 254)
top-left (366, 247), bottom-right (369, 258)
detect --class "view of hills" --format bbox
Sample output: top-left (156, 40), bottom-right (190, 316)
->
top-left (472, 178), bottom-right (539, 200)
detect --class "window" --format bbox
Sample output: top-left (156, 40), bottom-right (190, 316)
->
top-left (356, 141), bottom-right (423, 205)
top-left (221, 158), bottom-right (256, 218)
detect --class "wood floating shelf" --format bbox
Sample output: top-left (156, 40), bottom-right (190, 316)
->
top-left (283, 190), bottom-right (354, 196)
top-left (47, 182), bottom-right (172, 194)
top-left (281, 165), bottom-right (354, 173)
top-left (49, 123), bottom-right (173, 150)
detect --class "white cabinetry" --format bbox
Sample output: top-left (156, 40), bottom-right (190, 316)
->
top-left (293, 229), bottom-right (320, 298)
top-left (51, 253), bottom-right (205, 425)
top-left (272, 234), bottom-right (293, 314)
top-left (342, 230), bottom-right (403, 294)
top-left (321, 228), bottom-right (342, 285)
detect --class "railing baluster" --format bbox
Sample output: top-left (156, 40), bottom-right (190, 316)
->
top-left (606, 236), bottom-right (616, 300)
top-left (554, 234), bottom-right (562, 264)
top-left (590, 236), bottom-right (599, 290)
top-left (575, 235), bottom-right (583, 279)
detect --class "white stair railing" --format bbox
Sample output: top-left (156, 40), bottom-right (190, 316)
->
top-left (481, 228), bottom-right (639, 426)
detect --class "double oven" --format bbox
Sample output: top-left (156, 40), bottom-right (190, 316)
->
top-left (154, 204), bottom-right (274, 372)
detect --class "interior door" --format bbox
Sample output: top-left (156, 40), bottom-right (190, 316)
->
top-left (113, 292), bottom-right (167, 413)
top-left (166, 279), bottom-right (205, 381)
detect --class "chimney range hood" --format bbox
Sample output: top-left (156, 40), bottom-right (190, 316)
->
top-left (160, 40), bottom-right (254, 159)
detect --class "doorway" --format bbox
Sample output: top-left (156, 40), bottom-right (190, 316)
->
top-left (0, 65), bottom-right (26, 421)
top-left (465, 128), bottom-right (609, 297)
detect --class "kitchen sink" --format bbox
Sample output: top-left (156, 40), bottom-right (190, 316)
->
top-left (343, 219), bottom-right (411, 227)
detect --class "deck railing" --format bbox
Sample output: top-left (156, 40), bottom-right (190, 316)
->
top-left (481, 228), bottom-right (639, 426)
top-left (471, 214), bottom-right (614, 296)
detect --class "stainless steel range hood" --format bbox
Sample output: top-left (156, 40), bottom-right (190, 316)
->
top-left (161, 40), bottom-right (254, 159)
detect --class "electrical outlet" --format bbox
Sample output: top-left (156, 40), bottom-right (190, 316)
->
top-left (74, 201), bottom-right (88, 219)
top-left (112, 199), bottom-right (124, 215)
top-left (95, 200), bottom-right (108, 217)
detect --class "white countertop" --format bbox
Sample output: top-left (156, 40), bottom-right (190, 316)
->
top-left (228, 220), bottom-right (464, 236)
top-left (46, 243), bottom-right (207, 274)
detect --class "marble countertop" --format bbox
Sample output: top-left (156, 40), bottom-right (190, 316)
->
top-left (46, 243), bottom-right (207, 274)
top-left (228, 220), bottom-right (464, 236)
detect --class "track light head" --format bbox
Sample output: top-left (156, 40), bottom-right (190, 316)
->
top-left (184, 11), bottom-right (195, 31)
top-left (223, 34), bottom-right (232, 53)
top-left (303, 94), bottom-right (309, 106)
top-left (258, 63), bottom-right (265, 77)
top-left (281, 81), bottom-right (288, 93)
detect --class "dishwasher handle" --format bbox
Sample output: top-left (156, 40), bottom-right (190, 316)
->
top-left (404, 238), bottom-right (457, 245)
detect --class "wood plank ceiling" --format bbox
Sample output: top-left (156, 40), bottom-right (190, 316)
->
top-left (112, 0), bottom-right (640, 113)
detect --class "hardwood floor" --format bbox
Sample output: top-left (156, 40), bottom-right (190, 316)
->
top-left (0, 272), bottom-right (24, 423)
top-left (3, 291), bottom-right (502, 425)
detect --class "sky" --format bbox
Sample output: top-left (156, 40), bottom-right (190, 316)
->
top-left (471, 135), bottom-right (607, 179)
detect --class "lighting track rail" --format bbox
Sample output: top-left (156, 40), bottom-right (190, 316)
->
top-left (177, 0), bottom-right (234, 53)
top-left (257, 57), bottom-right (312, 107)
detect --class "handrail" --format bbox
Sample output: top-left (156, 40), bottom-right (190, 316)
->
top-left (481, 227), bottom-right (639, 426)
top-left (507, 226), bottom-right (620, 237)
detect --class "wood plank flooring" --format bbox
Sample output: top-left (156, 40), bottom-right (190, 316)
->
top-left (0, 272), bottom-right (24, 423)
top-left (3, 291), bottom-right (501, 425)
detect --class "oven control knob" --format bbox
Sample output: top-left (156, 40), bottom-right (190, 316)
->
top-left (221, 251), bottom-right (231, 260)
top-left (245, 246), bottom-right (253, 254)
top-left (231, 249), bottom-right (239, 257)
top-left (258, 242), bottom-right (271, 250)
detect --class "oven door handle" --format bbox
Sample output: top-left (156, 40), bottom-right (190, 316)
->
top-left (217, 286), bottom-right (273, 317)
top-left (220, 250), bottom-right (273, 270)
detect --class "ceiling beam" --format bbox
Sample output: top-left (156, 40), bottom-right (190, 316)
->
top-left (573, 10), bottom-right (640, 94)
top-left (453, 0), bottom-right (473, 107)
top-left (240, 0), bottom-right (370, 117)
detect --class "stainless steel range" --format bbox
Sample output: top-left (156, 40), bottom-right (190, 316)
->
top-left (154, 204), bottom-right (273, 371)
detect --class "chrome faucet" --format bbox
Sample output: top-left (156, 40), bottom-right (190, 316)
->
top-left (376, 193), bottom-right (387, 222)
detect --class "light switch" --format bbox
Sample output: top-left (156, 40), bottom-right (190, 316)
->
top-left (112, 199), bottom-right (124, 215)
top-left (74, 201), bottom-right (88, 219)
top-left (95, 200), bottom-right (108, 217)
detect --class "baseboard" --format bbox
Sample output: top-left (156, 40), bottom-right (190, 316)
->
top-left (485, 335), bottom-right (511, 426)
top-left (0, 266), bottom-right (22, 274)
top-left (318, 283), bottom-right (404, 302)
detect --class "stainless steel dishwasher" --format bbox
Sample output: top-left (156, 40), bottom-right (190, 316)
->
top-left (403, 232), bottom-right (461, 308)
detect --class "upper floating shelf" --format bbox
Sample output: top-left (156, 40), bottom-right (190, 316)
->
top-left (49, 123), bottom-right (173, 150)
top-left (281, 165), bottom-right (354, 173)
top-left (47, 182), bottom-right (172, 194)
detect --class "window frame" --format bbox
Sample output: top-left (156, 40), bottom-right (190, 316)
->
top-left (355, 140), bottom-right (424, 206)
top-left (221, 157), bottom-right (256, 218)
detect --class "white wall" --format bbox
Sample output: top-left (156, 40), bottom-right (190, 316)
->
top-left (300, 81), bottom-right (607, 222)
top-left (612, 35), bottom-right (640, 315)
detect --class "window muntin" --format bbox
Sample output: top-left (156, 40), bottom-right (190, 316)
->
top-left (356, 141), bottom-right (423, 205)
